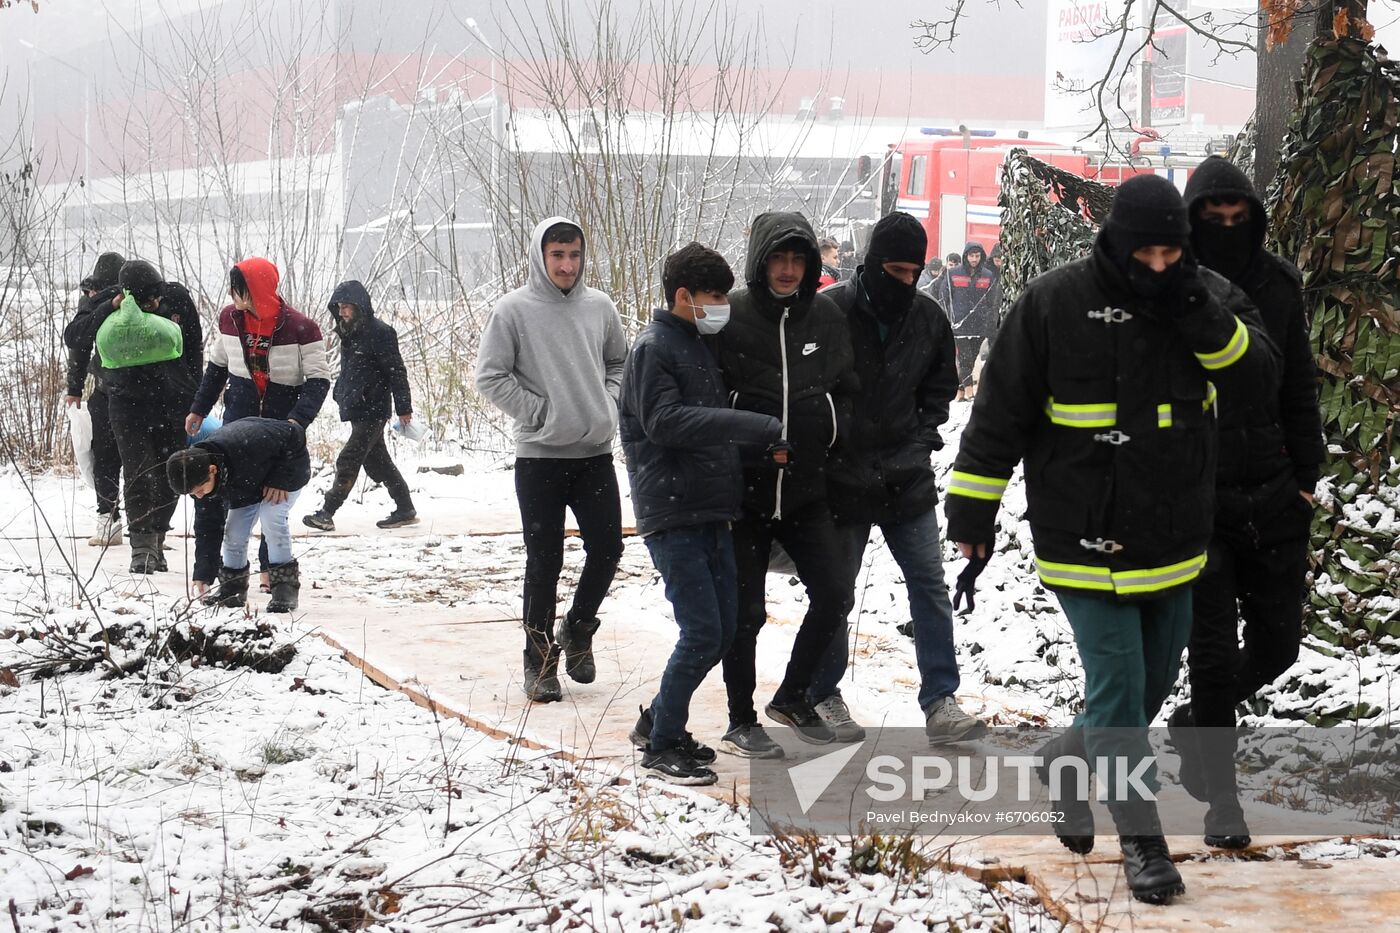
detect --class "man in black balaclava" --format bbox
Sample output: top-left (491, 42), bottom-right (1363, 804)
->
top-left (944, 174), bottom-right (1279, 905)
top-left (816, 212), bottom-right (981, 744)
top-left (1167, 157), bottom-right (1325, 851)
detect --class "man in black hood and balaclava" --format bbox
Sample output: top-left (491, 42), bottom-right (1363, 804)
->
top-left (64, 251), bottom-right (127, 547)
top-left (816, 212), bottom-right (984, 745)
top-left (945, 175), bottom-right (1279, 905)
top-left (711, 211), bottom-right (858, 758)
top-left (1168, 156), bottom-right (1325, 850)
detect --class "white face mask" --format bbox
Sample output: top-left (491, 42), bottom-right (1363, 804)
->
top-left (690, 302), bottom-right (731, 334)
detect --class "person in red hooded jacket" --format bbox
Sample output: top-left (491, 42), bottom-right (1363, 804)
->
top-left (185, 259), bottom-right (331, 602)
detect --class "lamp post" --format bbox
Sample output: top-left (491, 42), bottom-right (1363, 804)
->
top-left (20, 40), bottom-right (92, 253)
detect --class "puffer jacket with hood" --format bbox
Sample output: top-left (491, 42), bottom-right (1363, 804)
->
top-left (939, 240), bottom-right (1001, 340)
top-left (97, 279), bottom-right (204, 417)
top-left (329, 280), bottom-right (412, 423)
top-left (1184, 156), bottom-right (1325, 537)
top-left (189, 417), bottom-right (311, 511)
top-left (190, 257), bottom-right (331, 426)
top-left (711, 211), bottom-right (858, 519)
top-left (474, 216), bottom-right (628, 459)
top-left (63, 252), bottom-right (126, 397)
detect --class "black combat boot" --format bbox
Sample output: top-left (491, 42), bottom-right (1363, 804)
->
top-left (556, 610), bottom-right (601, 684)
top-left (266, 560), bottom-right (301, 613)
top-left (1035, 729), bottom-right (1096, 854)
top-left (205, 564), bottom-right (250, 608)
top-left (1109, 800), bottom-right (1186, 905)
top-left (522, 634), bottom-right (562, 703)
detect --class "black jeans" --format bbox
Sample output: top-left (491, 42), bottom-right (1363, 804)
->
top-left (953, 337), bottom-right (982, 388)
top-left (1189, 526), bottom-right (1309, 729)
top-left (106, 398), bottom-right (184, 536)
top-left (723, 500), bottom-right (847, 726)
top-left (322, 420), bottom-right (413, 514)
top-left (88, 390), bottom-right (123, 518)
top-left (514, 455), bottom-right (623, 648)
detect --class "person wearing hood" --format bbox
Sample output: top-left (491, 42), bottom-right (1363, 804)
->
top-left (166, 417), bottom-right (310, 613)
top-left (944, 174), bottom-right (1280, 905)
top-left (63, 251), bottom-right (127, 546)
top-left (302, 280), bottom-right (417, 532)
top-left (937, 241), bottom-right (1001, 399)
top-left (474, 217), bottom-right (628, 704)
top-left (87, 260), bottom-right (203, 574)
top-left (816, 212), bottom-right (983, 745)
top-left (185, 259), bottom-right (330, 599)
top-left (1167, 157), bottom-right (1325, 850)
top-left (619, 243), bottom-right (788, 785)
top-left (710, 211), bottom-right (858, 757)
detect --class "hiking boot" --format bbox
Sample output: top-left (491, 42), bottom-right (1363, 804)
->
top-left (1035, 730), bottom-right (1095, 854)
top-left (1167, 705), bottom-right (1208, 802)
top-left (302, 511), bottom-right (335, 532)
top-left (629, 706), bottom-right (716, 764)
top-left (1110, 801), bottom-right (1185, 905)
top-left (88, 514), bottom-right (122, 547)
top-left (765, 700), bottom-right (836, 745)
top-left (1203, 795), bottom-right (1251, 850)
top-left (640, 746), bottom-right (717, 786)
top-left (924, 695), bottom-right (987, 744)
top-left (556, 611), bottom-right (600, 684)
top-left (129, 532), bottom-right (161, 574)
top-left (522, 639), bottom-right (562, 703)
top-left (376, 507), bottom-right (419, 529)
top-left (266, 560), bottom-right (301, 613)
top-left (813, 693), bottom-right (867, 742)
top-left (205, 564), bottom-right (250, 608)
top-left (720, 723), bottom-right (786, 759)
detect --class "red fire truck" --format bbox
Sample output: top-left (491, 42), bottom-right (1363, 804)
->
top-left (871, 128), bottom-right (1204, 260)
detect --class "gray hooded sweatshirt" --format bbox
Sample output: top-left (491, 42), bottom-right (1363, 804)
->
top-left (475, 216), bottom-right (628, 459)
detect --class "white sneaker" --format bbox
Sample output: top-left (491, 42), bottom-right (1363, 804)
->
top-left (88, 515), bottom-right (123, 547)
top-left (924, 696), bottom-right (987, 744)
top-left (813, 694), bottom-right (867, 742)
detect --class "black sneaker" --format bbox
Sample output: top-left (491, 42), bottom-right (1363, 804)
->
top-left (377, 508), bottom-right (419, 529)
top-left (765, 700), bottom-right (836, 745)
top-left (720, 722), bottom-right (786, 759)
top-left (302, 511), bottom-right (335, 532)
top-left (640, 746), bottom-right (717, 786)
top-left (628, 706), bottom-right (716, 764)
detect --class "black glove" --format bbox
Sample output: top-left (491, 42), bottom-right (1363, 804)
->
top-left (952, 550), bottom-right (992, 613)
top-left (764, 440), bottom-right (795, 468)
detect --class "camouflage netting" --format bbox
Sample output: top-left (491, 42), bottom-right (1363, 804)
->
top-left (1268, 37), bottom-right (1400, 661)
top-left (996, 148), bottom-right (1106, 307)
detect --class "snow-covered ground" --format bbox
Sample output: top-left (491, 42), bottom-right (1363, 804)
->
top-left (2, 406), bottom-right (1398, 931)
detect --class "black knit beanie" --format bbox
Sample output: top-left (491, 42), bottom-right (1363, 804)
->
top-left (118, 259), bottom-right (165, 304)
top-left (80, 252), bottom-right (126, 291)
top-left (1102, 174), bottom-right (1191, 268)
top-left (864, 211), bottom-right (928, 267)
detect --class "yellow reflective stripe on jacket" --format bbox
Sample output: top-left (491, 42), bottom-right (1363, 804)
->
top-left (1034, 552), bottom-right (1207, 596)
top-left (1045, 398), bottom-right (1117, 428)
top-left (947, 471), bottom-right (1009, 502)
top-left (1203, 381), bottom-right (1217, 411)
top-left (1195, 318), bottom-right (1249, 371)
top-left (1157, 404), bottom-right (1172, 428)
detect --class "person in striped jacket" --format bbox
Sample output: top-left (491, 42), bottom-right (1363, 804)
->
top-left (185, 258), bottom-right (330, 600)
top-left (944, 176), bottom-right (1278, 905)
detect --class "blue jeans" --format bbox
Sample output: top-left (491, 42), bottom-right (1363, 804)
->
top-left (645, 523), bottom-right (738, 752)
top-left (811, 507), bottom-right (960, 712)
top-left (1058, 588), bottom-right (1193, 797)
top-left (222, 491), bottom-right (301, 568)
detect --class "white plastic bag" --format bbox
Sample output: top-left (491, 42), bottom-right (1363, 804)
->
top-left (66, 403), bottom-right (95, 488)
top-left (390, 418), bottom-right (430, 442)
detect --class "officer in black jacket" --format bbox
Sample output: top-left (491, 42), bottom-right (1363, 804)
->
top-left (303, 280), bottom-right (418, 531)
top-left (167, 417), bottom-right (310, 613)
top-left (711, 211), bottom-right (858, 756)
top-left (1169, 157), bottom-right (1326, 849)
top-left (815, 212), bottom-right (982, 744)
top-left (619, 243), bottom-right (786, 785)
top-left (63, 251), bottom-right (126, 545)
top-left (945, 175), bottom-right (1279, 905)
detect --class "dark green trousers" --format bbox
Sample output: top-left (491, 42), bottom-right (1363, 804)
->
top-left (1057, 588), bottom-right (1193, 799)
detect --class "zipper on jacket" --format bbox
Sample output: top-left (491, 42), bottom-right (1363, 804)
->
top-left (775, 309), bottom-right (790, 520)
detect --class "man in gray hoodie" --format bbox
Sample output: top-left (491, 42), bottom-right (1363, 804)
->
top-left (475, 217), bottom-right (629, 703)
